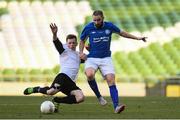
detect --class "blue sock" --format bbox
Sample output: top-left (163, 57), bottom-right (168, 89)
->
top-left (109, 85), bottom-right (119, 109)
top-left (88, 79), bottom-right (101, 98)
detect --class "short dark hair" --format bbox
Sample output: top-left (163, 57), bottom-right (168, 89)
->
top-left (92, 10), bottom-right (104, 17)
top-left (66, 34), bottom-right (77, 42)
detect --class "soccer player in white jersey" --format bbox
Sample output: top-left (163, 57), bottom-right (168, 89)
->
top-left (79, 10), bottom-right (147, 113)
top-left (24, 23), bottom-right (86, 112)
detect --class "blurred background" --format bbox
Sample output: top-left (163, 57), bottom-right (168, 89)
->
top-left (0, 0), bottom-right (179, 97)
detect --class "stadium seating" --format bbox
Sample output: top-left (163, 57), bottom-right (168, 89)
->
top-left (149, 43), bottom-right (178, 75)
top-left (113, 52), bottom-right (143, 82)
top-left (128, 52), bottom-right (153, 77)
top-left (2, 68), bottom-right (16, 81)
top-left (0, 0), bottom-right (179, 83)
top-left (138, 47), bottom-right (167, 76)
top-left (0, 0), bottom-right (92, 69)
top-left (163, 43), bottom-right (180, 68)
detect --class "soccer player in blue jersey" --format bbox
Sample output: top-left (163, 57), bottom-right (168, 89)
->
top-left (79, 10), bottom-right (147, 113)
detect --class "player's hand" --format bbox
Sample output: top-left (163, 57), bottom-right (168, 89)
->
top-left (80, 53), bottom-right (87, 61)
top-left (138, 37), bottom-right (147, 42)
top-left (50, 23), bottom-right (58, 35)
top-left (79, 52), bottom-right (86, 60)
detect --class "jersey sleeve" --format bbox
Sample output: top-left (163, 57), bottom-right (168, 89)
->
top-left (80, 26), bottom-right (88, 41)
top-left (111, 23), bottom-right (121, 34)
top-left (53, 38), bottom-right (65, 54)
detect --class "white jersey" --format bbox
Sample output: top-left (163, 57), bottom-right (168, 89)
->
top-left (59, 44), bottom-right (80, 82)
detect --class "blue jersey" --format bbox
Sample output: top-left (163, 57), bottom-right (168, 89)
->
top-left (80, 21), bottom-right (121, 58)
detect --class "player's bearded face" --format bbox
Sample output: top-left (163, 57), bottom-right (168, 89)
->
top-left (67, 38), bottom-right (77, 51)
top-left (93, 15), bottom-right (104, 28)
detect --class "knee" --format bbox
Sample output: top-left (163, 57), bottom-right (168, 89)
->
top-left (86, 74), bottom-right (94, 80)
top-left (105, 74), bottom-right (115, 86)
top-left (76, 94), bottom-right (85, 103)
top-left (106, 78), bottom-right (115, 85)
top-left (85, 70), bottom-right (95, 80)
top-left (72, 90), bottom-right (85, 103)
top-left (46, 88), bottom-right (58, 95)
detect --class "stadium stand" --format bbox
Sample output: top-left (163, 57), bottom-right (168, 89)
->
top-left (0, 0), bottom-right (179, 83)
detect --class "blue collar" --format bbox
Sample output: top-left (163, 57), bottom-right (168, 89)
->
top-left (93, 22), bottom-right (105, 29)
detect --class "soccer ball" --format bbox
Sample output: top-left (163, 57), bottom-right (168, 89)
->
top-left (40, 101), bottom-right (55, 114)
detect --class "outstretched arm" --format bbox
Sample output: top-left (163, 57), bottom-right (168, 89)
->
top-left (50, 23), bottom-right (65, 54)
top-left (119, 31), bottom-right (147, 42)
top-left (50, 23), bottom-right (58, 41)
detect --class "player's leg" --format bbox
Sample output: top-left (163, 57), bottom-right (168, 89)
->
top-left (86, 68), bottom-right (101, 98)
top-left (86, 68), bottom-right (107, 105)
top-left (50, 73), bottom-right (72, 112)
top-left (52, 73), bottom-right (84, 104)
top-left (53, 95), bottom-right (77, 104)
top-left (24, 86), bottom-right (59, 95)
top-left (70, 89), bottom-right (84, 103)
top-left (54, 89), bottom-right (84, 104)
top-left (105, 74), bottom-right (125, 113)
top-left (23, 86), bottom-right (41, 95)
top-left (23, 74), bottom-right (61, 95)
top-left (105, 74), bottom-right (119, 107)
top-left (85, 58), bottom-right (107, 105)
top-left (100, 57), bottom-right (125, 113)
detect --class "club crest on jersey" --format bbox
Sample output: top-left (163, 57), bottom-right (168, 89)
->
top-left (105, 29), bottom-right (110, 35)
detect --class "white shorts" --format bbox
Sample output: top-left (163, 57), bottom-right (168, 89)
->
top-left (85, 57), bottom-right (115, 77)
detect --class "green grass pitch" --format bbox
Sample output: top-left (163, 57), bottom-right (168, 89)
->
top-left (0, 96), bottom-right (180, 119)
